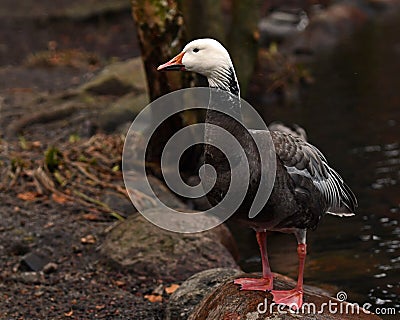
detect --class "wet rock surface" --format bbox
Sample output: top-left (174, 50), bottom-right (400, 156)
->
top-left (188, 273), bottom-right (382, 320)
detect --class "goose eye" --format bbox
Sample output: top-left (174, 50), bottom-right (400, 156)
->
top-left (193, 48), bottom-right (200, 53)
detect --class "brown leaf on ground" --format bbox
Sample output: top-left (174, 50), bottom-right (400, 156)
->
top-left (17, 191), bottom-right (39, 201)
top-left (51, 193), bottom-right (68, 204)
top-left (165, 284), bottom-right (180, 294)
top-left (82, 213), bottom-right (102, 221)
top-left (64, 310), bottom-right (73, 317)
top-left (32, 141), bottom-right (42, 148)
top-left (144, 294), bottom-right (162, 303)
top-left (115, 280), bottom-right (126, 287)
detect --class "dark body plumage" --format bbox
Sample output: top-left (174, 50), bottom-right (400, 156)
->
top-left (204, 93), bottom-right (357, 233)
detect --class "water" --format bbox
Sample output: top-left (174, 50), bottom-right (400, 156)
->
top-left (235, 14), bottom-right (400, 318)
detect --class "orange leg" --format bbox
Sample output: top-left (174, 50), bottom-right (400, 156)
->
top-left (271, 242), bottom-right (307, 310)
top-left (234, 231), bottom-right (273, 291)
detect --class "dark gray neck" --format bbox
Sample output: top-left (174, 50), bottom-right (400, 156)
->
top-left (202, 65), bottom-right (259, 207)
top-left (204, 65), bottom-right (247, 174)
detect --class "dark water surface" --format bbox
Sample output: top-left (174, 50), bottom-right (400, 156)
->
top-left (235, 13), bottom-right (400, 317)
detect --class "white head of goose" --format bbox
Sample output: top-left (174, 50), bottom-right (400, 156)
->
top-left (158, 38), bottom-right (239, 95)
top-left (158, 38), bottom-right (357, 309)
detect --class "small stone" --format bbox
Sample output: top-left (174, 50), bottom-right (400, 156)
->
top-left (81, 234), bottom-right (96, 244)
top-left (43, 262), bottom-right (58, 274)
top-left (20, 252), bottom-right (50, 271)
top-left (34, 290), bottom-right (45, 297)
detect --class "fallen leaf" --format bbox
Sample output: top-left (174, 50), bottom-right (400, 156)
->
top-left (17, 192), bottom-right (39, 201)
top-left (52, 193), bottom-right (68, 204)
top-left (115, 280), bottom-right (126, 287)
top-left (81, 235), bottom-right (96, 244)
top-left (32, 141), bottom-right (42, 148)
top-left (64, 310), bottom-right (74, 317)
top-left (144, 294), bottom-right (162, 303)
top-left (44, 222), bottom-right (55, 229)
top-left (165, 284), bottom-right (180, 294)
top-left (82, 213), bottom-right (101, 221)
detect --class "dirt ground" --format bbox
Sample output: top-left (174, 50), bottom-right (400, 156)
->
top-left (0, 2), bottom-right (169, 319)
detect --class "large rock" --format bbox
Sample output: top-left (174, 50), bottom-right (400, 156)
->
top-left (100, 214), bottom-right (239, 282)
top-left (166, 268), bottom-right (242, 320)
top-left (96, 92), bottom-right (149, 133)
top-left (186, 272), bottom-right (382, 320)
top-left (81, 58), bottom-right (147, 96)
top-left (80, 57), bottom-right (149, 132)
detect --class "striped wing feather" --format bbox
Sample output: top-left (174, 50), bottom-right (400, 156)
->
top-left (270, 130), bottom-right (357, 215)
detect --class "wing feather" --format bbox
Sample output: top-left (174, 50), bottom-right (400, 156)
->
top-left (270, 130), bottom-right (357, 215)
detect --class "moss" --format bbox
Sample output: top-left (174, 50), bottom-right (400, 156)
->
top-left (44, 147), bottom-right (62, 172)
top-left (68, 134), bottom-right (80, 143)
top-left (11, 157), bottom-right (26, 172)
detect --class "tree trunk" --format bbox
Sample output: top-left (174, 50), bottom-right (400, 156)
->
top-left (228, 0), bottom-right (261, 97)
top-left (180, 0), bottom-right (226, 43)
top-left (131, 0), bottom-right (192, 174)
top-left (131, 0), bottom-right (186, 100)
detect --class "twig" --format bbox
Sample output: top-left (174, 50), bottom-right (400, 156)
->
top-left (72, 189), bottom-right (125, 221)
top-left (9, 166), bottom-right (21, 188)
top-left (70, 161), bottom-right (103, 184)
